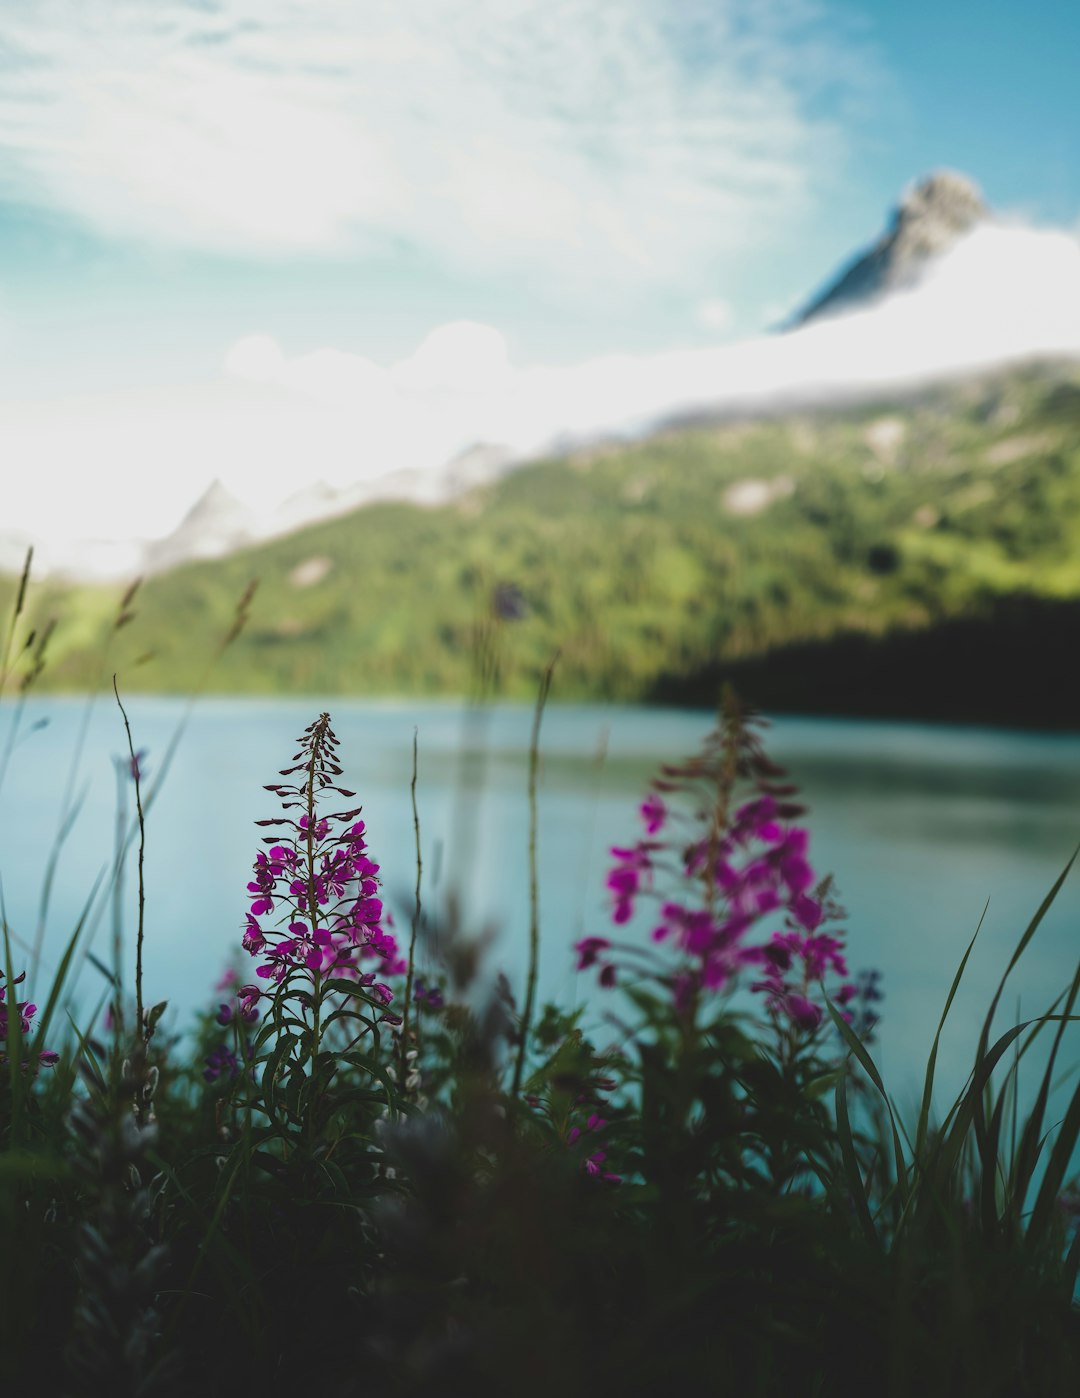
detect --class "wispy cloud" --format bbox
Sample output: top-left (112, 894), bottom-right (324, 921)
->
top-left (6, 219), bottom-right (1080, 569)
top-left (224, 223), bottom-right (1080, 455)
top-left (0, 0), bottom-right (877, 284)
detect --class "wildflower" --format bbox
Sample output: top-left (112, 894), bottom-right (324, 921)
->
top-left (574, 936), bottom-right (612, 970)
top-left (845, 968), bottom-right (884, 1039)
top-left (640, 792), bottom-right (666, 835)
top-left (584, 1151), bottom-right (622, 1183)
top-left (240, 713), bottom-right (402, 1064)
top-left (0, 967), bottom-right (57, 1069)
top-left (414, 979), bottom-right (444, 1009)
top-left (605, 843), bottom-right (655, 924)
top-left (203, 1043), bottom-right (240, 1083)
top-left (785, 994), bottom-right (824, 1033)
top-left (242, 914), bottom-right (265, 955)
top-left (581, 699), bottom-right (858, 1036)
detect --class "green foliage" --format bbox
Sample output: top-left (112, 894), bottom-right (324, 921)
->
top-left (9, 362), bottom-right (1080, 722)
top-left (0, 694), bottom-right (1078, 1393)
top-left (2, 477), bottom-right (1080, 1393)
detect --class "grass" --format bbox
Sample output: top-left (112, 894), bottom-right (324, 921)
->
top-left (0, 551), bottom-right (1078, 1397)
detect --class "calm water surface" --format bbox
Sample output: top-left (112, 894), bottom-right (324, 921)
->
top-left (3, 696), bottom-right (1079, 1109)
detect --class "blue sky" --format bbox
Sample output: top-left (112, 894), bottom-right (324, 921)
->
top-left (0, 0), bottom-right (1078, 550)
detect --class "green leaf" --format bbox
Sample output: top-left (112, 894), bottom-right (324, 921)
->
top-left (915, 904), bottom-right (985, 1166)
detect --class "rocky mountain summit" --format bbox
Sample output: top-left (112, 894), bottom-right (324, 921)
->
top-left (793, 170), bottom-right (989, 325)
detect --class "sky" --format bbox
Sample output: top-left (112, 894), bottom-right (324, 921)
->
top-left (1, 0), bottom-right (1079, 559)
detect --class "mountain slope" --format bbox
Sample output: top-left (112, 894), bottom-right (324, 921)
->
top-left (7, 360), bottom-right (1080, 726)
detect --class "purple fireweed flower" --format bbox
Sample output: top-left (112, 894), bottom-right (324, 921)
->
top-left (640, 792), bottom-right (666, 835)
top-left (785, 994), bottom-right (824, 1032)
top-left (414, 979), bottom-right (444, 1009)
top-left (298, 813), bottom-right (330, 842)
top-left (242, 914), bottom-right (265, 955)
top-left (582, 706), bottom-right (857, 1036)
top-left (606, 842), bottom-right (655, 924)
top-left (584, 1151), bottom-right (622, 1183)
top-left (574, 936), bottom-right (612, 970)
top-left (214, 981), bottom-right (261, 1028)
top-left (845, 968), bottom-right (884, 1039)
top-left (790, 892), bottom-right (824, 931)
top-left (203, 1043), bottom-right (240, 1083)
top-left (241, 715), bottom-right (413, 1075)
top-left (1, 968), bottom-right (57, 1069)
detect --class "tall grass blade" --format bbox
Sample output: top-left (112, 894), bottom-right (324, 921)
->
top-left (3, 919), bottom-right (26, 1145)
top-left (33, 869), bottom-right (106, 1052)
top-left (915, 904), bottom-right (986, 1165)
top-left (512, 650), bottom-right (558, 1098)
top-left (834, 1066), bottom-right (879, 1248)
top-left (112, 677), bottom-right (147, 1034)
top-left (826, 996), bottom-right (909, 1206)
top-left (1026, 1073), bottom-right (1080, 1249)
top-left (0, 546), bottom-right (32, 702)
top-left (965, 850), bottom-right (1077, 1228)
top-left (1009, 958), bottom-right (1080, 1215)
top-left (978, 846), bottom-right (1077, 1062)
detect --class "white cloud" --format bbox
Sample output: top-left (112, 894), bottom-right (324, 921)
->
top-left (697, 299), bottom-right (735, 332)
top-left (7, 220), bottom-right (1080, 572)
top-left (226, 221), bottom-right (1080, 438)
top-left (0, 0), bottom-right (875, 284)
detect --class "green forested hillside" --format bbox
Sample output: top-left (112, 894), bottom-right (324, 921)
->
top-left (7, 362), bottom-right (1080, 723)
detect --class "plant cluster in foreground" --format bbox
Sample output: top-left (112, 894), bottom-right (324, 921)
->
top-left (1, 696), bottom-right (1078, 1398)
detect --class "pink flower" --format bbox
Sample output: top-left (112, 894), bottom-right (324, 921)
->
top-left (574, 936), bottom-right (612, 970)
top-left (640, 792), bottom-right (666, 835)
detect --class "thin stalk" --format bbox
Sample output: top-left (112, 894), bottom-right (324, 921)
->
top-left (59, 578), bottom-right (257, 1009)
top-left (112, 677), bottom-right (146, 1037)
top-left (400, 729), bottom-right (422, 1083)
top-left (512, 651), bottom-right (558, 1098)
top-left (139, 579), bottom-right (257, 824)
top-left (3, 913), bottom-right (26, 1147)
top-left (31, 579), bottom-right (139, 982)
top-left (0, 546), bottom-right (32, 702)
top-left (110, 759), bottom-right (127, 1041)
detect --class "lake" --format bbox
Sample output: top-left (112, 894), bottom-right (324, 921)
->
top-left (3, 695), bottom-right (1079, 1112)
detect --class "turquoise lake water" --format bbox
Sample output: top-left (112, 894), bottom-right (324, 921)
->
top-left (2, 696), bottom-right (1079, 1113)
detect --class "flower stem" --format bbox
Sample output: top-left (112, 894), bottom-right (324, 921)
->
top-left (113, 676), bottom-right (146, 1041)
top-left (512, 651), bottom-right (558, 1098)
